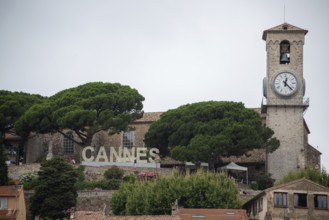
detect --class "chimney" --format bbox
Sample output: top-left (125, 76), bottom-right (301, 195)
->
top-left (171, 199), bottom-right (179, 215)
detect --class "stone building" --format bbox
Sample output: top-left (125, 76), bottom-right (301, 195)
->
top-left (243, 178), bottom-right (329, 220)
top-left (21, 112), bottom-right (163, 164)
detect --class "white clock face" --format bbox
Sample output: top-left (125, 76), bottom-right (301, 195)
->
top-left (273, 72), bottom-right (298, 96)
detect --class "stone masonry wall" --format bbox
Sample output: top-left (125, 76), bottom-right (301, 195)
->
top-left (24, 189), bottom-right (114, 220)
top-left (8, 163), bottom-right (174, 180)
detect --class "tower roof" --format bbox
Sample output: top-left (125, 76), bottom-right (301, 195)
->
top-left (262, 23), bottom-right (308, 40)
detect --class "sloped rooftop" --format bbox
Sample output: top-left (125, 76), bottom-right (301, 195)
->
top-left (73, 211), bottom-right (179, 220)
top-left (74, 209), bottom-right (249, 220)
top-left (0, 185), bottom-right (23, 197)
top-left (221, 148), bottom-right (265, 164)
top-left (134, 112), bottom-right (163, 123)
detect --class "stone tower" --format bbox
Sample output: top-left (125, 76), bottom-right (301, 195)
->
top-left (262, 23), bottom-right (310, 180)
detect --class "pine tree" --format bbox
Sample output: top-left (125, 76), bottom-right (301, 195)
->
top-left (30, 157), bottom-right (78, 219)
top-left (0, 135), bottom-right (9, 185)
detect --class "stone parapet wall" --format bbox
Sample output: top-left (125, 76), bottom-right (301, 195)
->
top-left (77, 190), bottom-right (114, 213)
top-left (24, 189), bottom-right (114, 220)
top-left (84, 165), bottom-right (173, 181)
top-left (8, 163), bottom-right (41, 180)
top-left (8, 163), bottom-right (174, 180)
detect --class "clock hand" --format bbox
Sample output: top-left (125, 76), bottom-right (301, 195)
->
top-left (282, 78), bottom-right (293, 90)
top-left (283, 78), bottom-right (288, 85)
top-left (286, 83), bottom-right (293, 91)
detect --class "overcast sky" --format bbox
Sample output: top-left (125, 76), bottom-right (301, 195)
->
top-left (1, 0), bottom-right (328, 169)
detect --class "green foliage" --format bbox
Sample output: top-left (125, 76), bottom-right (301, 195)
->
top-left (19, 173), bottom-right (38, 190)
top-left (75, 165), bottom-right (85, 182)
top-left (74, 165), bottom-right (122, 190)
top-left (0, 91), bottom-right (44, 164)
top-left (251, 174), bottom-right (274, 190)
top-left (0, 143), bottom-right (8, 185)
top-left (145, 101), bottom-right (279, 162)
top-left (104, 166), bottom-right (124, 180)
top-left (123, 175), bottom-right (137, 183)
top-left (23, 177), bottom-right (39, 190)
top-left (277, 168), bottom-right (329, 187)
top-left (15, 82), bottom-right (144, 146)
top-left (111, 183), bottom-right (136, 215)
top-left (181, 171), bottom-right (241, 209)
top-left (111, 170), bottom-right (241, 215)
top-left (30, 157), bottom-right (78, 219)
top-left (0, 91), bottom-right (44, 134)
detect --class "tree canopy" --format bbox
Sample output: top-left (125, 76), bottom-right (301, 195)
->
top-left (15, 82), bottom-right (145, 146)
top-left (0, 91), bottom-right (45, 163)
top-left (0, 90), bottom-right (44, 135)
top-left (145, 101), bottom-right (279, 162)
top-left (0, 143), bottom-right (8, 185)
top-left (30, 157), bottom-right (78, 219)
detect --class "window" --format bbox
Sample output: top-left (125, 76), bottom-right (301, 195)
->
top-left (314, 195), bottom-right (327, 209)
top-left (123, 129), bottom-right (134, 149)
top-left (280, 40), bottom-right (290, 64)
top-left (294, 193), bottom-right (307, 208)
top-left (252, 203), bottom-right (257, 216)
top-left (0, 197), bottom-right (8, 209)
top-left (258, 198), bottom-right (263, 212)
top-left (63, 132), bottom-right (74, 153)
top-left (274, 192), bottom-right (287, 207)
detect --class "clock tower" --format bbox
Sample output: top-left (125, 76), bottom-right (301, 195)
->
top-left (262, 23), bottom-right (312, 180)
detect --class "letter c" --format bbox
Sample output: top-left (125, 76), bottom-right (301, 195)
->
top-left (82, 146), bottom-right (95, 162)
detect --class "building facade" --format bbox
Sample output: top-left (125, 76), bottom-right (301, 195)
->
top-left (0, 185), bottom-right (26, 220)
top-left (22, 112), bottom-right (163, 164)
top-left (244, 178), bottom-right (329, 220)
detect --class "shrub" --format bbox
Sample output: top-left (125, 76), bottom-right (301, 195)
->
top-left (254, 174), bottom-right (274, 190)
top-left (75, 165), bottom-right (85, 182)
top-left (123, 175), bottom-right (136, 183)
top-left (104, 166), bottom-right (124, 180)
top-left (277, 168), bottom-right (329, 187)
top-left (19, 173), bottom-right (38, 190)
top-left (111, 170), bottom-right (241, 215)
top-left (24, 177), bottom-right (39, 190)
top-left (95, 179), bottom-right (121, 190)
top-left (19, 172), bottom-right (35, 184)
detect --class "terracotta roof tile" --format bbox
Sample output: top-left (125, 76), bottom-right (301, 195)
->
top-left (0, 185), bottom-right (22, 197)
top-left (160, 157), bottom-right (184, 165)
top-left (178, 208), bottom-right (249, 220)
top-left (74, 209), bottom-right (249, 220)
top-left (73, 211), bottom-right (179, 220)
top-left (134, 112), bottom-right (163, 123)
top-left (221, 148), bottom-right (265, 163)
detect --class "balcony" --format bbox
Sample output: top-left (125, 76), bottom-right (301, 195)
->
top-left (261, 97), bottom-right (309, 113)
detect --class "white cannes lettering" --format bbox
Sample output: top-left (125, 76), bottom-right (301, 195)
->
top-left (81, 146), bottom-right (160, 164)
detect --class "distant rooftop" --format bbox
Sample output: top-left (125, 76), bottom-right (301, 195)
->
top-left (74, 208), bottom-right (249, 220)
top-left (0, 185), bottom-right (23, 197)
